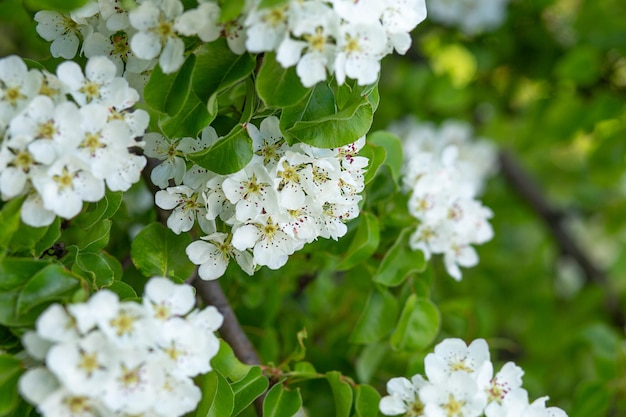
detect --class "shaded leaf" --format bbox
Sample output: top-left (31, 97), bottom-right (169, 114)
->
top-left (263, 384), bottom-right (302, 417)
top-left (374, 227), bottom-right (425, 287)
top-left (231, 366), bottom-right (269, 416)
top-left (337, 212), bottom-right (380, 271)
top-left (350, 287), bottom-right (399, 344)
top-left (188, 124), bottom-right (253, 174)
top-left (390, 294), bottom-right (440, 352)
top-left (326, 371), bottom-right (353, 417)
top-left (257, 52), bottom-right (309, 108)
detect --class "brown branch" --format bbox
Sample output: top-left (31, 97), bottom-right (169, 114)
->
top-left (498, 149), bottom-right (625, 328)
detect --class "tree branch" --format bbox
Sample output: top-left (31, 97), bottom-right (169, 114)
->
top-left (498, 150), bottom-right (625, 328)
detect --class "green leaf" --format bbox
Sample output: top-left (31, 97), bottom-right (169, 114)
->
top-left (571, 380), bottom-right (610, 417)
top-left (326, 371), bottom-right (353, 417)
top-left (33, 217), bottom-right (62, 257)
top-left (188, 124), bottom-right (253, 174)
top-left (105, 280), bottom-right (137, 300)
top-left (130, 222), bottom-right (194, 281)
top-left (145, 55), bottom-right (196, 116)
top-left (231, 366), bottom-right (269, 416)
top-left (390, 294), bottom-right (440, 352)
top-left (350, 287), bottom-right (399, 344)
top-left (74, 190), bottom-right (123, 230)
top-left (374, 227), bottom-right (425, 287)
top-left (0, 261), bottom-right (80, 327)
top-left (76, 219), bottom-right (111, 253)
top-left (280, 82), bottom-right (375, 148)
top-left (258, 0), bottom-right (290, 9)
top-left (0, 354), bottom-right (23, 417)
top-left (353, 385), bottom-right (381, 417)
top-left (359, 142), bottom-right (386, 185)
top-left (218, 0), bottom-right (245, 22)
top-left (355, 343), bottom-right (387, 384)
top-left (73, 251), bottom-right (121, 290)
top-left (23, 0), bottom-right (90, 12)
top-left (159, 91), bottom-right (213, 138)
top-left (196, 370), bottom-right (235, 417)
top-left (211, 339), bottom-right (252, 381)
top-left (256, 53), bottom-right (309, 108)
top-left (337, 212), bottom-right (380, 271)
top-left (263, 384), bottom-right (302, 417)
top-left (192, 39), bottom-right (256, 100)
top-left (9, 221), bottom-right (51, 256)
top-left (367, 131), bottom-right (403, 184)
top-left (16, 264), bottom-right (81, 317)
top-left (0, 199), bottom-right (23, 251)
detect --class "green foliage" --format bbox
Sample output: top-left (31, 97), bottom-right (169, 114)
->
top-left (263, 384), bottom-right (302, 417)
top-left (0, 354), bottom-right (23, 417)
top-left (256, 53), bottom-right (310, 108)
top-left (130, 222), bottom-right (194, 282)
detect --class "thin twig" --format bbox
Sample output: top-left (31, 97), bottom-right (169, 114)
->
top-left (498, 150), bottom-right (625, 328)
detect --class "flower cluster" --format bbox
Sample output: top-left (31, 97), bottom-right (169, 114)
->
top-left (242, 0), bottom-right (428, 86)
top-left (380, 338), bottom-right (568, 417)
top-left (0, 55), bottom-right (147, 227)
top-left (391, 118), bottom-right (496, 280)
top-left (18, 277), bottom-right (223, 417)
top-left (34, 0), bottom-right (427, 87)
top-left (426, 0), bottom-right (509, 35)
top-left (148, 116), bottom-right (368, 279)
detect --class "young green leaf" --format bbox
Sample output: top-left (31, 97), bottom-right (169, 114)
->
top-left (337, 212), bottom-right (380, 271)
top-left (231, 366), bottom-right (269, 416)
top-left (159, 92), bottom-right (213, 138)
top-left (263, 384), bottom-right (302, 417)
top-left (196, 370), bottom-right (235, 417)
top-left (211, 339), bottom-right (252, 382)
top-left (0, 354), bottom-right (23, 417)
top-left (390, 294), bottom-right (440, 352)
top-left (218, 0), bottom-right (245, 22)
top-left (350, 287), bottom-right (399, 344)
top-left (130, 222), bottom-right (194, 281)
top-left (0, 199), bottom-right (23, 252)
top-left (374, 227), bottom-right (426, 287)
top-left (353, 384), bottom-right (381, 417)
top-left (359, 142), bottom-right (387, 185)
top-left (188, 124), bottom-right (253, 174)
top-left (367, 131), bottom-right (404, 184)
top-left (192, 39), bottom-right (256, 101)
top-left (144, 55), bottom-right (196, 116)
top-left (256, 53), bottom-right (309, 108)
top-left (23, 0), bottom-right (90, 12)
top-left (326, 371), bottom-right (353, 417)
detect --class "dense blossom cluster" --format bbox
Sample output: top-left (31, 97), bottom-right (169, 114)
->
top-left (391, 118), bottom-right (496, 280)
top-left (33, 0), bottom-right (427, 88)
top-left (18, 277), bottom-right (223, 417)
top-left (379, 338), bottom-right (568, 417)
top-left (0, 55), bottom-right (147, 227)
top-left (426, 0), bottom-right (509, 34)
top-left (147, 116), bottom-right (367, 279)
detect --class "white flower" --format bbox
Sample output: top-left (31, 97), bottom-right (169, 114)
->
top-left (0, 55), bottom-right (42, 122)
top-left (32, 157), bottom-right (105, 219)
top-left (222, 163), bottom-right (279, 223)
top-left (143, 276), bottom-right (196, 320)
top-left (174, 0), bottom-right (222, 42)
top-left (83, 30), bottom-right (153, 76)
top-left (18, 368), bottom-right (59, 406)
top-left (187, 232), bottom-right (255, 280)
top-left (424, 338), bottom-right (491, 385)
top-left (420, 372), bottom-right (487, 417)
top-left (244, 4), bottom-right (290, 53)
top-left (57, 56), bottom-right (139, 108)
top-left (155, 185), bottom-right (206, 234)
top-left (129, 0), bottom-right (186, 73)
top-left (379, 375), bottom-right (429, 416)
top-left (427, 0), bottom-right (509, 35)
top-left (46, 331), bottom-right (117, 395)
top-left (483, 362), bottom-right (525, 417)
top-left (34, 11), bottom-right (93, 59)
top-left (232, 216), bottom-right (298, 270)
top-left (334, 22), bottom-right (387, 85)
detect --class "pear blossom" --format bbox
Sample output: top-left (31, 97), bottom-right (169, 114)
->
top-left (128, 0), bottom-right (186, 73)
top-left (380, 338), bottom-right (569, 417)
top-left (34, 10), bottom-right (94, 59)
top-left (427, 0), bottom-right (509, 35)
top-left (19, 277), bottom-right (224, 417)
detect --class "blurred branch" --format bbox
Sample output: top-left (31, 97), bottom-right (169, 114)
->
top-left (498, 150), bottom-right (625, 328)
top-left (192, 275), bottom-right (261, 366)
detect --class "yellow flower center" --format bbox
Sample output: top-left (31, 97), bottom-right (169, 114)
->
top-left (53, 167), bottom-right (74, 191)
